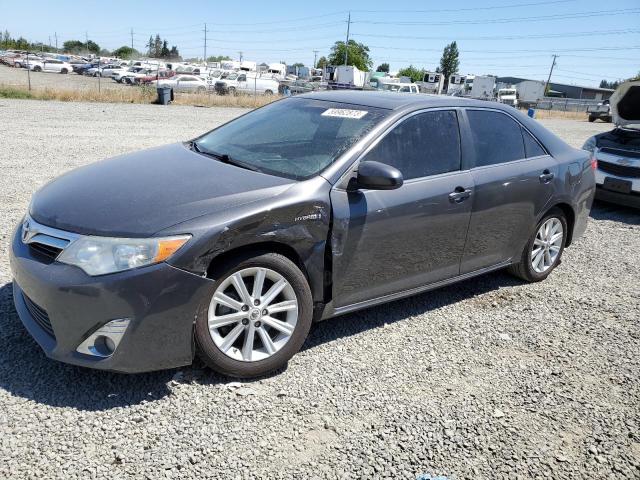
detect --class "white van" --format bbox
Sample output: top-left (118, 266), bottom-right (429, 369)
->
top-left (214, 72), bottom-right (279, 95)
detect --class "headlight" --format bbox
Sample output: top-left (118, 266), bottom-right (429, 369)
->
top-left (58, 235), bottom-right (190, 276)
top-left (582, 136), bottom-right (597, 153)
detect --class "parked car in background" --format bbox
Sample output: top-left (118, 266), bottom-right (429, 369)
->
top-left (85, 64), bottom-right (123, 77)
top-left (154, 75), bottom-right (208, 93)
top-left (28, 58), bottom-right (72, 74)
top-left (73, 62), bottom-right (99, 74)
top-left (215, 72), bottom-right (278, 95)
top-left (587, 99), bottom-right (612, 123)
top-left (279, 79), bottom-right (319, 95)
top-left (582, 81), bottom-right (640, 208)
top-left (10, 91), bottom-right (594, 378)
top-left (119, 67), bottom-right (157, 84)
top-left (381, 83), bottom-right (420, 94)
top-left (137, 69), bottom-right (176, 85)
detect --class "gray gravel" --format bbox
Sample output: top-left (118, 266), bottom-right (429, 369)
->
top-left (1, 99), bottom-right (639, 480)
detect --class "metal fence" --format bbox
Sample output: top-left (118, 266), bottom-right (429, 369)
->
top-left (535, 97), bottom-right (603, 112)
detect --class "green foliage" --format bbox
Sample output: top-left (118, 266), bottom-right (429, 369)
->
top-left (376, 63), bottom-right (390, 73)
top-left (0, 86), bottom-right (34, 99)
top-left (207, 55), bottom-right (232, 63)
top-left (397, 65), bottom-right (425, 82)
top-left (2, 31), bottom-right (54, 51)
top-left (62, 39), bottom-right (100, 54)
top-left (292, 62), bottom-right (304, 68)
top-left (112, 46), bottom-right (138, 59)
top-left (439, 41), bottom-right (460, 87)
top-left (316, 56), bottom-right (328, 69)
top-left (145, 34), bottom-right (180, 59)
top-left (328, 40), bottom-right (373, 71)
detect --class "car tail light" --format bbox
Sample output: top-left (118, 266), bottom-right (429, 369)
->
top-left (591, 156), bottom-right (598, 170)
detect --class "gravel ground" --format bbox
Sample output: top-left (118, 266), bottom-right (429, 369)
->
top-left (0, 64), bottom-right (133, 91)
top-left (0, 99), bottom-right (638, 480)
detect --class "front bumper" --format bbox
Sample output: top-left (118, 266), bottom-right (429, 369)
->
top-left (9, 225), bottom-right (215, 373)
top-left (595, 185), bottom-right (640, 209)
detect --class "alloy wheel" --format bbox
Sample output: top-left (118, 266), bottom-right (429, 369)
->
top-left (531, 217), bottom-right (563, 273)
top-left (208, 267), bottom-right (298, 362)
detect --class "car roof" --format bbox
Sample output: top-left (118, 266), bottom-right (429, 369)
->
top-left (297, 90), bottom-right (511, 112)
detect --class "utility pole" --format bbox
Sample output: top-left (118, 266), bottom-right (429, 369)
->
top-left (85, 31), bottom-right (89, 55)
top-left (239, 51), bottom-right (243, 62)
top-left (48, 36), bottom-right (51, 50)
top-left (54, 32), bottom-right (58, 52)
top-left (130, 28), bottom-right (134, 50)
top-left (313, 49), bottom-right (318, 69)
top-left (344, 11), bottom-right (351, 66)
top-left (544, 54), bottom-right (557, 96)
top-left (203, 23), bottom-right (207, 62)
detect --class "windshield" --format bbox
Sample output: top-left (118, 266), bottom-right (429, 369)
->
top-left (194, 98), bottom-right (389, 180)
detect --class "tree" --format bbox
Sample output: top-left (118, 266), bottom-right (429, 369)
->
top-left (328, 40), bottom-right (373, 71)
top-left (439, 41), bottom-right (460, 90)
top-left (112, 46), bottom-right (138, 59)
top-left (398, 65), bottom-right (425, 83)
top-left (160, 40), bottom-right (170, 58)
top-left (316, 56), bottom-right (328, 69)
top-left (207, 54), bottom-right (232, 63)
top-left (146, 35), bottom-right (154, 56)
top-left (376, 63), bottom-right (390, 73)
top-left (86, 40), bottom-right (100, 54)
top-left (292, 62), bottom-right (305, 68)
top-left (168, 46), bottom-right (181, 60)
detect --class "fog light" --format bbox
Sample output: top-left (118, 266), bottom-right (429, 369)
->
top-left (76, 318), bottom-right (130, 358)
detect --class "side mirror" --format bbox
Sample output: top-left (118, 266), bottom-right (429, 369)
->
top-left (356, 161), bottom-right (403, 190)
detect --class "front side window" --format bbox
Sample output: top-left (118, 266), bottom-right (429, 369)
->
top-left (466, 110), bottom-right (526, 167)
top-left (363, 110), bottom-right (461, 180)
top-left (195, 98), bottom-right (389, 180)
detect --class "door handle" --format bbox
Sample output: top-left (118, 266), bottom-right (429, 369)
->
top-left (539, 170), bottom-right (555, 183)
top-left (449, 187), bottom-right (472, 203)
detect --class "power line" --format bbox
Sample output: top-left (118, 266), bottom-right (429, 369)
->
top-left (353, 8), bottom-right (640, 26)
top-left (352, 28), bottom-right (640, 42)
top-left (352, 0), bottom-right (576, 14)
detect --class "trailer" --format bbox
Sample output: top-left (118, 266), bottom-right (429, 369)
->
top-left (470, 76), bottom-right (496, 100)
top-left (417, 71), bottom-right (444, 94)
top-left (515, 80), bottom-right (546, 109)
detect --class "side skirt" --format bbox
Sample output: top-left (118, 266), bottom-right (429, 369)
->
top-left (319, 260), bottom-right (512, 321)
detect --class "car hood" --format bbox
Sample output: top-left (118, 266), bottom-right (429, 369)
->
top-left (29, 143), bottom-right (295, 237)
top-left (610, 80), bottom-right (640, 129)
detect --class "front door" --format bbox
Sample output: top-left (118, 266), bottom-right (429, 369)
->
top-left (330, 109), bottom-right (474, 308)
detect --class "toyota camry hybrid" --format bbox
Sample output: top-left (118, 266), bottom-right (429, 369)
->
top-left (10, 91), bottom-right (595, 378)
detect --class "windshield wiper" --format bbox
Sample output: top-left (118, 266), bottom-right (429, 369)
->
top-left (188, 141), bottom-right (260, 172)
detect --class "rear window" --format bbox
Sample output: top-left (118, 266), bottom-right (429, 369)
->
top-left (196, 98), bottom-right (389, 180)
top-left (522, 128), bottom-right (546, 157)
top-left (467, 110), bottom-right (525, 166)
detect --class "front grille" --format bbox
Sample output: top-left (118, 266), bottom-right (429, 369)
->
top-left (600, 147), bottom-right (640, 159)
top-left (29, 242), bottom-right (63, 261)
top-left (22, 294), bottom-right (55, 338)
top-left (598, 160), bottom-right (640, 179)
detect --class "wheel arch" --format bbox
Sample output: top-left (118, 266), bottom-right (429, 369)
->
top-left (549, 202), bottom-right (576, 247)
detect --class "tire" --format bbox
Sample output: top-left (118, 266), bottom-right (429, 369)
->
top-left (195, 252), bottom-right (313, 378)
top-left (264, 89), bottom-right (274, 96)
top-left (588, 115), bottom-right (595, 122)
top-left (196, 86), bottom-right (206, 94)
top-left (33, 66), bottom-right (41, 72)
top-left (228, 87), bottom-right (237, 95)
top-left (507, 207), bottom-right (568, 282)
top-left (61, 68), bottom-right (68, 74)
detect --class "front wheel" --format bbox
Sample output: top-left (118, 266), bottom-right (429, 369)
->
top-left (195, 252), bottom-right (313, 378)
top-left (33, 66), bottom-right (42, 72)
top-left (61, 68), bottom-right (68, 74)
top-left (508, 207), bottom-right (567, 282)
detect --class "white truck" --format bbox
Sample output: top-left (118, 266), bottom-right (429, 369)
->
top-left (515, 80), bottom-right (546, 109)
top-left (447, 74), bottom-right (466, 95)
top-left (326, 65), bottom-right (367, 88)
top-left (497, 87), bottom-right (518, 107)
top-left (470, 76), bottom-right (496, 100)
top-left (417, 71), bottom-right (444, 94)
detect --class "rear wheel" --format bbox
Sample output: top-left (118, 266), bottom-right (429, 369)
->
top-left (264, 89), bottom-right (274, 96)
top-left (195, 252), bottom-right (313, 378)
top-left (61, 68), bottom-right (68, 74)
top-left (33, 66), bottom-right (41, 72)
top-left (507, 208), bottom-right (567, 282)
top-left (196, 86), bottom-right (206, 94)
top-left (228, 86), bottom-right (237, 95)
top-left (588, 115), bottom-right (595, 122)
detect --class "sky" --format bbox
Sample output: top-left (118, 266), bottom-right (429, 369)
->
top-left (2, 0), bottom-right (639, 87)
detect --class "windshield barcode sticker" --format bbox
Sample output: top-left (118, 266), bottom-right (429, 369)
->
top-left (322, 108), bottom-right (368, 119)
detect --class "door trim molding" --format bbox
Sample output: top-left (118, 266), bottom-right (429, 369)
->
top-left (320, 259), bottom-right (512, 320)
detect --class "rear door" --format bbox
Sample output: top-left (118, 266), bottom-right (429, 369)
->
top-left (460, 108), bottom-right (557, 273)
top-left (330, 109), bottom-right (474, 308)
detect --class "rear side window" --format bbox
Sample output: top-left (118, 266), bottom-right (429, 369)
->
top-left (364, 110), bottom-right (461, 180)
top-left (467, 110), bottom-right (525, 167)
top-left (522, 128), bottom-right (546, 157)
